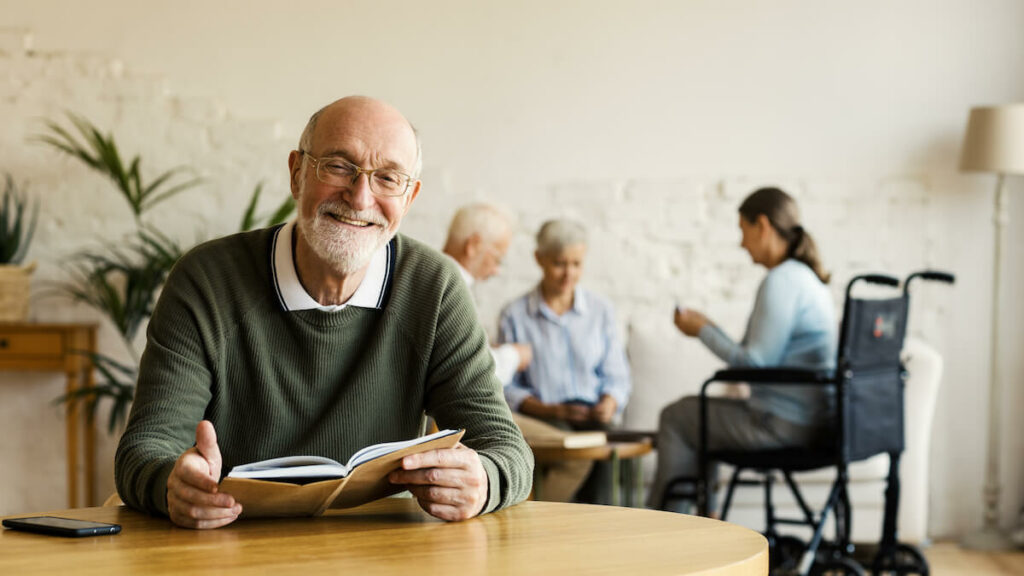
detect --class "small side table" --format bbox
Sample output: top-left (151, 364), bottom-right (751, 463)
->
top-left (529, 438), bottom-right (653, 506)
top-left (0, 323), bottom-right (97, 508)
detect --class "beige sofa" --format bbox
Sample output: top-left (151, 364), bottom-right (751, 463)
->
top-left (624, 316), bottom-right (942, 543)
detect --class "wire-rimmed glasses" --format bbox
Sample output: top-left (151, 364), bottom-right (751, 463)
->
top-left (301, 151), bottom-right (415, 197)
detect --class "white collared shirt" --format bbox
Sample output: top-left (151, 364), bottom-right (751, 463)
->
top-left (270, 221), bottom-right (394, 312)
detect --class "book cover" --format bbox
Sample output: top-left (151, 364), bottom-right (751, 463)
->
top-left (219, 429), bottom-right (464, 517)
top-left (528, 430), bottom-right (608, 449)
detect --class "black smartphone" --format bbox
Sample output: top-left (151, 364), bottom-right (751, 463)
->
top-left (2, 516), bottom-right (121, 538)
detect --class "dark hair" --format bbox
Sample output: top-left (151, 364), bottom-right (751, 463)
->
top-left (738, 187), bottom-right (830, 284)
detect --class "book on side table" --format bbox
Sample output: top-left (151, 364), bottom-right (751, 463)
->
top-left (219, 428), bottom-right (464, 517)
top-left (528, 430), bottom-right (608, 449)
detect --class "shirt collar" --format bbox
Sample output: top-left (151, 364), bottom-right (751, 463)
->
top-left (445, 253), bottom-right (475, 288)
top-left (270, 220), bottom-right (394, 312)
top-left (527, 285), bottom-right (588, 320)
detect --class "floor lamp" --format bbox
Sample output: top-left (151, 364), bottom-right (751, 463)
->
top-left (959, 103), bottom-right (1024, 550)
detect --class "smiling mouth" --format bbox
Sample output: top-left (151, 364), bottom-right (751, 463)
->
top-left (327, 212), bottom-right (376, 228)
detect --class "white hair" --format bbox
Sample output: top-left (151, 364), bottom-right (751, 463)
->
top-left (298, 102), bottom-right (423, 178)
top-left (536, 219), bottom-right (587, 256)
top-left (445, 203), bottom-right (514, 247)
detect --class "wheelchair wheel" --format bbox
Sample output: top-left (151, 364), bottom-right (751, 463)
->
top-left (871, 543), bottom-right (929, 576)
top-left (769, 535), bottom-right (807, 575)
top-left (810, 556), bottom-right (866, 576)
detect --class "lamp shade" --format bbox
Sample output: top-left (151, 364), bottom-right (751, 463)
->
top-left (960, 104), bottom-right (1024, 174)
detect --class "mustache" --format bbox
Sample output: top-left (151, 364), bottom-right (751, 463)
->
top-left (315, 201), bottom-right (388, 227)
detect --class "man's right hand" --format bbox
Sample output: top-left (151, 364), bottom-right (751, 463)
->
top-left (166, 420), bottom-right (241, 529)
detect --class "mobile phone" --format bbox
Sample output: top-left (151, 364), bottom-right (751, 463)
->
top-left (2, 516), bottom-right (121, 538)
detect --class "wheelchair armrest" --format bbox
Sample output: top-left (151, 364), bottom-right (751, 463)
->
top-left (700, 368), bottom-right (833, 398)
top-left (707, 367), bottom-right (832, 384)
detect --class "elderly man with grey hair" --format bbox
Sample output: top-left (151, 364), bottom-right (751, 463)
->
top-left (498, 219), bottom-right (632, 503)
top-left (442, 203), bottom-right (532, 384)
top-left (115, 96), bottom-right (532, 529)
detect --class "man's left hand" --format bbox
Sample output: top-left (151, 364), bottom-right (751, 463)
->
top-left (592, 395), bottom-right (618, 423)
top-left (388, 442), bottom-right (488, 521)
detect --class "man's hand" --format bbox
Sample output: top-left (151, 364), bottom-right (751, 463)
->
top-left (674, 307), bottom-right (709, 337)
top-left (591, 395), bottom-right (617, 423)
top-left (388, 443), bottom-right (488, 521)
top-left (512, 343), bottom-right (533, 372)
top-left (166, 420), bottom-right (241, 529)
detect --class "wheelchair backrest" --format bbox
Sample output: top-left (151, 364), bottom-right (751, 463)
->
top-left (837, 294), bottom-right (909, 462)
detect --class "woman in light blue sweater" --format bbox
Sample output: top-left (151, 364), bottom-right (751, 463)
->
top-left (650, 187), bottom-right (837, 511)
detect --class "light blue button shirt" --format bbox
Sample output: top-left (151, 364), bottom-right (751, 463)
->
top-left (698, 258), bottom-right (837, 426)
top-left (498, 286), bottom-right (632, 413)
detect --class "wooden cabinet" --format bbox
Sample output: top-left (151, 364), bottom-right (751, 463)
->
top-left (0, 323), bottom-right (97, 507)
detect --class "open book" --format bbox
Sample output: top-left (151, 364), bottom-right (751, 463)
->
top-left (219, 429), bottom-right (464, 518)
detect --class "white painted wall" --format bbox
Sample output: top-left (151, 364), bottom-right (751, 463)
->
top-left (0, 0), bottom-right (1021, 539)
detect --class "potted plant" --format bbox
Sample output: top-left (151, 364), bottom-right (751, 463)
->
top-left (38, 113), bottom-right (293, 432)
top-left (0, 174), bottom-right (39, 322)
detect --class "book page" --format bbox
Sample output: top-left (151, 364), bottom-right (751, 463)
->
top-left (229, 455), bottom-right (343, 473)
top-left (225, 429), bottom-right (460, 482)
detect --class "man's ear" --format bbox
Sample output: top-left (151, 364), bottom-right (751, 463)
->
top-left (534, 250), bottom-right (543, 267)
top-left (288, 150), bottom-right (303, 200)
top-left (465, 234), bottom-right (482, 259)
top-left (401, 180), bottom-right (422, 217)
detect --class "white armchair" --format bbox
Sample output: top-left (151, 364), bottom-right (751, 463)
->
top-left (625, 316), bottom-right (942, 544)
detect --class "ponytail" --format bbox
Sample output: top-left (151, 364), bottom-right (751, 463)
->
top-left (739, 187), bottom-right (831, 284)
top-left (787, 225), bottom-right (830, 284)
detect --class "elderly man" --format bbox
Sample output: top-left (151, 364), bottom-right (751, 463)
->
top-left (115, 96), bottom-right (532, 529)
top-left (441, 203), bottom-right (531, 384)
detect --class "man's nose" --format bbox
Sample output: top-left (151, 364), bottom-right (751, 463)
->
top-left (343, 172), bottom-right (375, 211)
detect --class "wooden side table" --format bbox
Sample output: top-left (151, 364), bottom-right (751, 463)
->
top-left (0, 323), bottom-right (97, 508)
top-left (530, 438), bottom-right (653, 506)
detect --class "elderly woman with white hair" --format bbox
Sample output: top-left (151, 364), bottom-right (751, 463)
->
top-left (498, 219), bottom-right (632, 503)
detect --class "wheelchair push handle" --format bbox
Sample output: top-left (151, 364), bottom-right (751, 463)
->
top-left (858, 274), bottom-right (900, 287)
top-left (904, 270), bottom-right (955, 296)
top-left (845, 273), bottom-right (900, 300)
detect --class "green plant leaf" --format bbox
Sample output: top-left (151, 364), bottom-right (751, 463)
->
top-left (35, 112), bottom-right (202, 219)
top-left (0, 173), bottom-right (39, 265)
top-left (240, 182), bottom-right (264, 231)
top-left (264, 195), bottom-right (296, 228)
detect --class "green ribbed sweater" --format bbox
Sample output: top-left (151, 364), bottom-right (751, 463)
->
top-left (114, 227), bottom-right (533, 517)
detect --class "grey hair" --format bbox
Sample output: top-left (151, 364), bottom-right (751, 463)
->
top-left (535, 219), bottom-right (587, 256)
top-left (445, 203), bottom-right (514, 247)
top-left (297, 102), bottom-right (423, 179)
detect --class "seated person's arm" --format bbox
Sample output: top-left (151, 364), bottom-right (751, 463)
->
top-left (697, 272), bottom-right (799, 367)
top-left (392, 276), bottom-right (532, 520)
top-left (592, 304), bottom-right (631, 423)
top-left (115, 263), bottom-right (239, 529)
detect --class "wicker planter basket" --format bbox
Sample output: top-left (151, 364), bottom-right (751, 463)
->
top-left (0, 262), bottom-right (35, 322)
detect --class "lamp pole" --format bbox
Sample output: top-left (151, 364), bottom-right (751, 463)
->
top-left (962, 174), bottom-right (1013, 550)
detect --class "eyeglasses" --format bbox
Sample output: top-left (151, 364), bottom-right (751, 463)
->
top-left (301, 151), bottom-right (415, 197)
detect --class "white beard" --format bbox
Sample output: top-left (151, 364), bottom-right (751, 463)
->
top-left (298, 200), bottom-right (395, 276)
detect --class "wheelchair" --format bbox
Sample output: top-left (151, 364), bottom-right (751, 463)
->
top-left (661, 270), bottom-right (954, 575)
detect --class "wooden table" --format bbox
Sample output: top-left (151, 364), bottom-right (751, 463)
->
top-left (0, 499), bottom-right (768, 575)
top-left (0, 323), bottom-right (98, 508)
top-left (530, 439), bottom-right (653, 506)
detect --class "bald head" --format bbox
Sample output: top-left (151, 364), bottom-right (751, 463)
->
top-left (298, 96), bottom-right (422, 177)
top-left (443, 203), bottom-right (514, 282)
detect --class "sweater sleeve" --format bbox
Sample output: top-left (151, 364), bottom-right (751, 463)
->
top-left (114, 256), bottom-right (217, 516)
top-left (698, 267), bottom-right (800, 367)
top-left (424, 275), bottom-right (534, 514)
